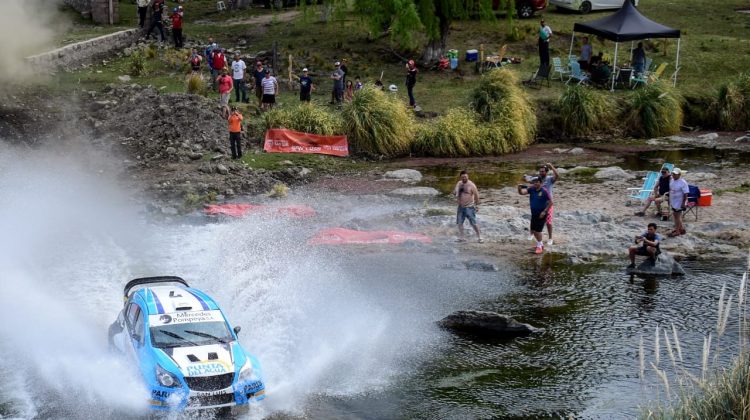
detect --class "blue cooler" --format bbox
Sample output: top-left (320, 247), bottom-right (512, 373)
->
top-left (450, 57), bottom-right (459, 69)
top-left (465, 49), bottom-right (478, 62)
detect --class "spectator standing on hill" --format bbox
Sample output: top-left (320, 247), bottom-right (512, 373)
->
top-left (344, 80), bottom-right (354, 102)
top-left (453, 170), bottom-right (483, 243)
top-left (211, 49), bottom-right (227, 91)
top-left (170, 7), bottom-right (183, 49)
top-left (231, 53), bottom-right (248, 103)
top-left (632, 42), bottom-right (647, 76)
top-left (579, 36), bottom-right (592, 70)
top-left (668, 168), bottom-right (689, 237)
top-left (261, 69), bottom-right (279, 111)
top-left (340, 59), bottom-right (349, 86)
top-left (189, 48), bottom-right (202, 73)
top-left (299, 68), bottom-right (314, 102)
top-left (146, 0), bottom-right (166, 42)
top-left (136, 0), bottom-right (149, 28)
top-left (217, 70), bottom-right (233, 118)
top-left (628, 223), bottom-right (662, 268)
top-left (204, 38), bottom-right (216, 69)
top-left (227, 107), bottom-right (244, 159)
top-left (330, 62), bottom-right (344, 104)
top-left (538, 19), bottom-right (552, 69)
top-left (518, 176), bottom-right (552, 254)
top-left (252, 61), bottom-right (266, 107)
top-left (354, 76), bottom-right (363, 91)
top-left (405, 59), bottom-right (418, 109)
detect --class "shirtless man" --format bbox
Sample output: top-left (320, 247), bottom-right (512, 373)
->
top-left (453, 170), bottom-right (483, 243)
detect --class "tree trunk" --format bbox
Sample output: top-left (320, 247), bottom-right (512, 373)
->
top-left (419, 17), bottom-right (450, 65)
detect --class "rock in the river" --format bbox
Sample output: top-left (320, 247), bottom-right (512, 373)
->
top-left (595, 166), bottom-right (635, 181)
top-left (439, 310), bottom-right (541, 337)
top-left (698, 132), bottom-right (718, 141)
top-left (464, 260), bottom-right (499, 272)
top-left (388, 187), bottom-right (440, 197)
top-left (626, 252), bottom-right (685, 276)
top-left (383, 169), bottom-right (422, 182)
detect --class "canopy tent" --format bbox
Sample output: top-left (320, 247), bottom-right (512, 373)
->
top-left (568, 0), bottom-right (681, 90)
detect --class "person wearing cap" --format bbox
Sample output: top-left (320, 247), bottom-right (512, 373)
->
top-left (405, 59), bottom-right (418, 108)
top-left (538, 19), bottom-right (552, 68)
top-left (210, 47), bottom-right (227, 91)
top-left (169, 6), bottom-right (183, 49)
top-left (668, 167), bottom-right (689, 237)
top-left (136, 0), bottom-right (149, 28)
top-left (261, 69), bottom-right (279, 111)
top-left (227, 107), bottom-right (244, 159)
top-left (635, 166), bottom-right (671, 220)
top-left (518, 176), bottom-right (552, 254)
top-left (453, 170), bottom-right (483, 243)
top-left (231, 53), bottom-right (248, 103)
top-left (534, 163), bottom-right (559, 245)
top-left (146, 0), bottom-right (166, 42)
top-left (299, 68), bottom-right (314, 102)
top-left (330, 62), bottom-right (344, 105)
top-left (252, 61), bottom-right (266, 107)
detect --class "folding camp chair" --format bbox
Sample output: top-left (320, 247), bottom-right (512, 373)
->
top-left (552, 57), bottom-right (570, 81)
top-left (627, 171), bottom-right (659, 205)
top-left (566, 61), bottom-right (589, 85)
top-left (614, 67), bottom-right (633, 89)
top-left (684, 185), bottom-right (701, 221)
top-left (484, 45), bottom-right (507, 71)
top-left (523, 63), bottom-right (551, 88)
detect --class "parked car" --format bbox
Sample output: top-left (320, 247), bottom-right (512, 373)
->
top-left (550, 0), bottom-right (638, 14)
top-left (108, 276), bottom-right (265, 414)
top-left (493, 0), bottom-right (548, 19)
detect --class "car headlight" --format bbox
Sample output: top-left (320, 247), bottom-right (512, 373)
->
top-left (155, 364), bottom-right (180, 388)
top-left (238, 360), bottom-right (254, 382)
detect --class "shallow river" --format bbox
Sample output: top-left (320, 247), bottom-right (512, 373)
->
top-left (0, 149), bottom-right (746, 419)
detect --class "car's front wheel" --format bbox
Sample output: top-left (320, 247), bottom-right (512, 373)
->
top-left (579, 0), bottom-right (592, 13)
top-left (517, 1), bottom-right (534, 18)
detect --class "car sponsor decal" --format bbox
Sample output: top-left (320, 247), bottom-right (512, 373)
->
top-left (185, 360), bottom-right (232, 377)
top-left (148, 310), bottom-right (224, 326)
top-left (186, 290), bottom-right (210, 310)
top-left (150, 289), bottom-right (165, 314)
top-left (191, 389), bottom-right (232, 397)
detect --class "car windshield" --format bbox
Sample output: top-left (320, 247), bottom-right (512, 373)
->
top-left (151, 321), bottom-right (233, 348)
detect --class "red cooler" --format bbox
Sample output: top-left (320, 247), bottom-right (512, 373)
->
top-left (698, 189), bottom-right (712, 206)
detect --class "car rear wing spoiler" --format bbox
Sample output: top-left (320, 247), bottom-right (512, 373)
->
top-left (123, 276), bottom-right (190, 301)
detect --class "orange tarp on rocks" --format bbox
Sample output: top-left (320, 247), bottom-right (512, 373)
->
top-left (263, 128), bottom-right (349, 156)
top-left (204, 203), bottom-right (316, 218)
top-left (308, 227), bottom-right (432, 245)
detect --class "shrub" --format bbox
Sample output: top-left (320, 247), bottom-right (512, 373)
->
top-left (682, 93), bottom-right (719, 129)
top-left (145, 45), bottom-right (157, 59)
top-left (557, 85), bottom-right (617, 137)
top-left (128, 51), bottom-right (145, 77)
top-left (413, 108), bottom-right (484, 157)
top-left (470, 69), bottom-right (536, 151)
top-left (263, 102), bottom-right (343, 135)
top-left (186, 73), bottom-right (206, 95)
top-left (341, 85), bottom-right (415, 158)
top-left (624, 81), bottom-right (683, 138)
top-left (717, 73), bottom-right (750, 130)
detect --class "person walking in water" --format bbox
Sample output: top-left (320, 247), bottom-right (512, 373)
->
top-left (453, 170), bottom-right (483, 243)
top-left (518, 176), bottom-right (552, 254)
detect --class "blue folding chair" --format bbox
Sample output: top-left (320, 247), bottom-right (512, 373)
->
top-left (627, 171), bottom-right (659, 205)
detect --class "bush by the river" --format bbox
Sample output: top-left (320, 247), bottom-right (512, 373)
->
top-left (470, 69), bottom-right (536, 150)
top-left (717, 72), bottom-right (750, 131)
top-left (413, 108), bottom-right (484, 157)
top-left (341, 85), bottom-right (415, 158)
top-left (263, 102), bottom-right (343, 135)
top-left (557, 85), bottom-right (617, 137)
top-left (624, 81), bottom-right (683, 138)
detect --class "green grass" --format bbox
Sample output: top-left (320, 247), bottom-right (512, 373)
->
top-left (240, 151), bottom-right (359, 172)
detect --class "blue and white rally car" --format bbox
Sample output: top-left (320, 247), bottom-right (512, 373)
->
top-left (108, 276), bottom-right (265, 412)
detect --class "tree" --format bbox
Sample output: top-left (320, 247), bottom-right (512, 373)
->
top-left (353, 0), bottom-right (497, 64)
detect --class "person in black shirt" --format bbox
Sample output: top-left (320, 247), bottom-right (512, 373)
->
top-left (405, 59), bottom-right (417, 108)
top-left (635, 167), bottom-right (672, 219)
top-left (146, 0), bottom-right (165, 42)
top-left (299, 68), bottom-right (314, 101)
top-left (252, 61), bottom-right (266, 107)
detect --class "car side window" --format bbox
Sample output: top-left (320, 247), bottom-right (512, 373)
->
top-left (126, 302), bottom-right (140, 328)
top-left (133, 306), bottom-right (145, 345)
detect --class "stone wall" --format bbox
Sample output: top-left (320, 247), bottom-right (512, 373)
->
top-left (26, 29), bottom-right (139, 71)
top-left (63, 0), bottom-right (119, 24)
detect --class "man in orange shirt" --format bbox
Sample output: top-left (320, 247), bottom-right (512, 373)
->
top-left (228, 107), bottom-right (243, 159)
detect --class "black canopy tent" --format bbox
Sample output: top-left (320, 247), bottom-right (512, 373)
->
top-left (568, 0), bottom-right (681, 90)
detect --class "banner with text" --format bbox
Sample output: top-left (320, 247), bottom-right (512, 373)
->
top-left (264, 129), bottom-right (349, 157)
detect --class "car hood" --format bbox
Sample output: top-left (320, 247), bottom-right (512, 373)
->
top-left (167, 344), bottom-right (236, 377)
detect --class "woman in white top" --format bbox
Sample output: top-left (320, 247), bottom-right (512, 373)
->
top-left (260, 69), bottom-right (278, 111)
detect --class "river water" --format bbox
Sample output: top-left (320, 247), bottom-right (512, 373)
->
top-left (0, 148), bottom-right (746, 419)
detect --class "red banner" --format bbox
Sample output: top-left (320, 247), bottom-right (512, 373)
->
top-left (264, 128), bottom-right (349, 156)
top-left (204, 203), bottom-right (316, 218)
top-left (308, 228), bottom-right (432, 245)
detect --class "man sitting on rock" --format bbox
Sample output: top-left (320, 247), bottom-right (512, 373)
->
top-left (628, 223), bottom-right (662, 268)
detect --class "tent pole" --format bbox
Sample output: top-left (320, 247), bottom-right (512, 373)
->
top-left (569, 33), bottom-right (575, 59)
top-left (630, 41), bottom-right (634, 63)
top-left (674, 38), bottom-right (681, 87)
top-left (611, 42), bottom-right (619, 91)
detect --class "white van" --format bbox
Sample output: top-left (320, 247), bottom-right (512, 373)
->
top-left (550, 0), bottom-right (639, 14)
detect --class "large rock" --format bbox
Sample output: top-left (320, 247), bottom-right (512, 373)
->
top-left (626, 252), bottom-right (685, 276)
top-left (388, 187), bottom-right (440, 197)
top-left (595, 166), bottom-right (636, 181)
top-left (685, 172), bottom-right (717, 182)
top-left (383, 169), bottom-right (422, 182)
top-left (438, 310), bottom-right (541, 337)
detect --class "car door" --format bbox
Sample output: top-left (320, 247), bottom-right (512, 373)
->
top-left (592, 0), bottom-right (616, 10)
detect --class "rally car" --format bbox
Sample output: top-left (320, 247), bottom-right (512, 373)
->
top-left (108, 276), bottom-right (265, 412)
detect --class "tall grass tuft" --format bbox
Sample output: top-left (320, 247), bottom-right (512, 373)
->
top-left (624, 81), bottom-right (683, 138)
top-left (129, 51), bottom-right (145, 77)
top-left (470, 69), bottom-right (536, 151)
top-left (557, 85), bottom-right (617, 137)
top-left (145, 45), bottom-right (157, 59)
top-left (412, 108), bottom-right (483, 157)
top-left (264, 102), bottom-right (343, 135)
top-left (717, 72), bottom-right (750, 130)
top-left (186, 73), bottom-right (206, 95)
top-left (341, 85), bottom-right (415, 158)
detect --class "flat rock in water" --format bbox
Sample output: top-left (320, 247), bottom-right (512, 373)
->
top-left (439, 310), bottom-right (541, 337)
top-left (626, 252), bottom-right (685, 276)
top-left (595, 166), bottom-right (635, 181)
top-left (388, 187), bottom-right (440, 197)
top-left (383, 169), bottom-right (422, 182)
top-left (464, 260), bottom-right (499, 272)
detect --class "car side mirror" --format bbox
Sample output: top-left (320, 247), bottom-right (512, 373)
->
top-left (233, 326), bottom-right (241, 335)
